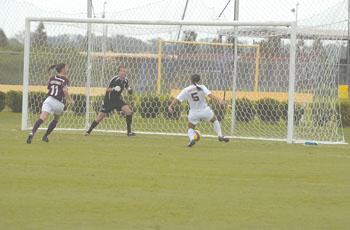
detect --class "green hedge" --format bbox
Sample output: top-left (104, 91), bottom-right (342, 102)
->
top-left (91, 96), bottom-right (104, 114)
top-left (123, 94), bottom-right (137, 113)
top-left (28, 92), bottom-right (47, 114)
top-left (280, 102), bottom-right (304, 126)
top-left (139, 95), bottom-right (161, 118)
top-left (71, 94), bottom-right (86, 116)
top-left (340, 100), bottom-right (350, 127)
top-left (0, 91), bottom-right (5, 112)
top-left (6, 90), bottom-right (22, 113)
top-left (89, 94), bottom-right (181, 119)
top-left (312, 102), bottom-right (335, 127)
top-left (256, 98), bottom-right (282, 123)
top-left (3, 90), bottom-right (350, 128)
top-left (235, 98), bottom-right (255, 122)
top-left (161, 95), bottom-right (182, 120)
top-left (209, 100), bottom-right (226, 122)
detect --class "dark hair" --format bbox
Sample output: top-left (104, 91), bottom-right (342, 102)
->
top-left (48, 63), bottom-right (66, 74)
top-left (191, 74), bottom-right (202, 91)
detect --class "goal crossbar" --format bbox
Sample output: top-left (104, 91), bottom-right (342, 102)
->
top-left (25, 17), bottom-right (292, 27)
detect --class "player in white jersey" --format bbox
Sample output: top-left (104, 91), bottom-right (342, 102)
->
top-left (168, 74), bottom-right (229, 147)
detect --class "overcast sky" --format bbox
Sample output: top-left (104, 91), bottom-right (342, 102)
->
top-left (18, 0), bottom-right (345, 19)
top-left (18, 0), bottom-right (346, 18)
top-left (1, 0), bottom-right (348, 37)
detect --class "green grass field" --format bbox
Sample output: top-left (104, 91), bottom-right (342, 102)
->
top-left (0, 111), bottom-right (350, 229)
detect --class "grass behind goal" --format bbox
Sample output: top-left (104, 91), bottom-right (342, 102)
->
top-left (0, 112), bottom-right (350, 229)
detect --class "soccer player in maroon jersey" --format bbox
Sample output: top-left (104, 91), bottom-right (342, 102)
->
top-left (85, 65), bottom-right (135, 136)
top-left (26, 63), bottom-right (74, 144)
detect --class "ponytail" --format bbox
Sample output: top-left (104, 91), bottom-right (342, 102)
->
top-left (48, 63), bottom-right (66, 74)
top-left (48, 64), bottom-right (56, 73)
top-left (194, 83), bottom-right (202, 91)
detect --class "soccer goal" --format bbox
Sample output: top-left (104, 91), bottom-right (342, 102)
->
top-left (22, 17), bottom-right (346, 144)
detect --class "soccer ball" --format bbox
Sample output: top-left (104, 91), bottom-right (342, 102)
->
top-left (194, 130), bottom-right (201, 142)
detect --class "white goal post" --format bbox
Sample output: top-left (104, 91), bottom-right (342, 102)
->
top-left (22, 17), bottom-right (345, 144)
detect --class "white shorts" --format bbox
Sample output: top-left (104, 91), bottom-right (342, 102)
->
top-left (42, 96), bottom-right (65, 115)
top-left (188, 107), bottom-right (215, 125)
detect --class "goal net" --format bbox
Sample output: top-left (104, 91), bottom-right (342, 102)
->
top-left (22, 18), bottom-right (346, 144)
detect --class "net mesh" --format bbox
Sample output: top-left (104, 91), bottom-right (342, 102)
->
top-left (25, 20), bottom-right (345, 143)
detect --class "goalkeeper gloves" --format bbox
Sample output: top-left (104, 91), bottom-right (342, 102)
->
top-left (113, 85), bottom-right (121, 92)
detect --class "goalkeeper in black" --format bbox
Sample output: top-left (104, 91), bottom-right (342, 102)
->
top-left (85, 65), bottom-right (135, 136)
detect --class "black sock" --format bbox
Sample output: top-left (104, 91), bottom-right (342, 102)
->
top-left (126, 115), bottom-right (132, 134)
top-left (45, 119), bottom-right (58, 136)
top-left (87, 120), bottom-right (99, 134)
top-left (31, 118), bottom-right (43, 135)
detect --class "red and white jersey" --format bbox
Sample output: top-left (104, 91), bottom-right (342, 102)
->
top-left (176, 84), bottom-right (211, 111)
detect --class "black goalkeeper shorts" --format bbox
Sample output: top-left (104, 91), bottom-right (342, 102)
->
top-left (100, 99), bottom-right (127, 113)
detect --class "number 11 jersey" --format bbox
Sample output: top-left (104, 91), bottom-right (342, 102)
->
top-left (47, 75), bottom-right (69, 102)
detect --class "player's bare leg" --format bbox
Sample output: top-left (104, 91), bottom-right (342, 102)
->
top-left (85, 112), bottom-right (106, 135)
top-left (187, 123), bottom-right (196, 147)
top-left (210, 116), bottom-right (229, 143)
top-left (42, 114), bottom-right (60, 142)
top-left (122, 105), bottom-right (135, 136)
top-left (27, 111), bottom-right (49, 144)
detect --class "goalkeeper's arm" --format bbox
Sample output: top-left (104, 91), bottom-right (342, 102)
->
top-left (106, 86), bottom-right (133, 95)
top-left (106, 85), bottom-right (120, 93)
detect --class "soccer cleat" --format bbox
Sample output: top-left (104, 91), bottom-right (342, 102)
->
top-left (26, 133), bottom-right (33, 144)
top-left (127, 132), bottom-right (136, 137)
top-left (84, 132), bottom-right (90, 136)
top-left (187, 139), bottom-right (196, 147)
top-left (218, 136), bottom-right (230, 143)
top-left (42, 135), bottom-right (49, 143)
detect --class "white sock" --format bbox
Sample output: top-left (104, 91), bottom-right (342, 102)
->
top-left (213, 120), bottom-right (223, 137)
top-left (188, 128), bottom-right (195, 141)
